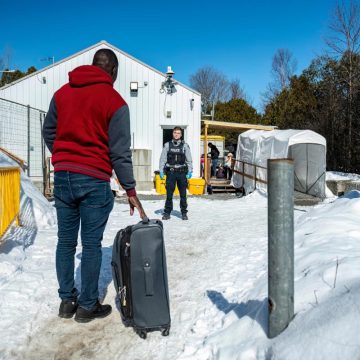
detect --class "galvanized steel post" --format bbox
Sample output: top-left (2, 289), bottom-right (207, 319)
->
top-left (268, 159), bottom-right (294, 338)
top-left (27, 105), bottom-right (30, 176)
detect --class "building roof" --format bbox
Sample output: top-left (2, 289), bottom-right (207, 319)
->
top-left (202, 120), bottom-right (276, 131)
top-left (0, 40), bottom-right (201, 96)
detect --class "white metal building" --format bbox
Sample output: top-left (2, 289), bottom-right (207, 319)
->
top-left (0, 40), bottom-right (201, 189)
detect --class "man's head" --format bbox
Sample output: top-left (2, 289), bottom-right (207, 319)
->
top-left (172, 126), bottom-right (183, 141)
top-left (208, 142), bottom-right (213, 148)
top-left (92, 49), bottom-right (119, 82)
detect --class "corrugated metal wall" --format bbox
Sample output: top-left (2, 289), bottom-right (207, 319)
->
top-left (0, 41), bottom-right (201, 178)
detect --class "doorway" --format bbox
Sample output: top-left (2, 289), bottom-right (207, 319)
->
top-left (162, 127), bottom-right (186, 145)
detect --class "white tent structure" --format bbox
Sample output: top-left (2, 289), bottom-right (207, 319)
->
top-left (232, 129), bottom-right (327, 198)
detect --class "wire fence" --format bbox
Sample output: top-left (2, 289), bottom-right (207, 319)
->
top-left (0, 98), bottom-right (48, 191)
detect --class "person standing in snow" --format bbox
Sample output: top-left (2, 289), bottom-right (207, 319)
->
top-left (159, 127), bottom-right (193, 220)
top-left (43, 49), bottom-right (146, 323)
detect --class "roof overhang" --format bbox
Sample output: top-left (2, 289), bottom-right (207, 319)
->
top-left (202, 120), bottom-right (276, 131)
top-left (0, 40), bottom-right (201, 96)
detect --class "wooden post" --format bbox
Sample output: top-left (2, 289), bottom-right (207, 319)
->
top-left (204, 124), bottom-right (208, 181)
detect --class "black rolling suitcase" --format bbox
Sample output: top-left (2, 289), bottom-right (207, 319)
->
top-left (111, 217), bottom-right (171, 339)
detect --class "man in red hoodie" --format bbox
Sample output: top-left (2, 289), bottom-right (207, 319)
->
top-left (43, 49), bottom-right (145, 323)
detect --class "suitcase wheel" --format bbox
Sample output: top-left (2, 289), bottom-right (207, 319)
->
top-left (161, 327), bottom-right (170, 337)
top-left (138, 330), bottom-right (147, 340)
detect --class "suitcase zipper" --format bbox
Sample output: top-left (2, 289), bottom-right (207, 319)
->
top-left (121, 242), bottom-right (130, 308)
top-left (119, 286), bottom-right (127, 307)
top-left (122, 234), bottom-right (133, 318)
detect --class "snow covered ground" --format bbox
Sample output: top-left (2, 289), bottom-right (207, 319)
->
top-left (326, 171), bottom-right (360, 182)
top-left (1, 172), bottom-right (360, 359)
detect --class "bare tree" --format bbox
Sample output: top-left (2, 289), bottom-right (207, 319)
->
top-left (229, 78), bottom-right (246, 100)
top-left (325, 0), bottom-right (360, 168)
top-left (1, 46), bottom-right (12, 69)
top-left (271, 48), bottom-right (297, 92)
top-left (261, 48), bottom-right (297, 108)
top-left (189, 66), bottom-right (230, 110)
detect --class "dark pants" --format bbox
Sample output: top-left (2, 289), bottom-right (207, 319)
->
top-left (211, 159), bottom-right (218, 177)
top-left (164, 171), bottom-right (188, 215)
top-left (54, 171), bottom-right (114, 310)
top-left (224, 166), bottom-right (233, 180)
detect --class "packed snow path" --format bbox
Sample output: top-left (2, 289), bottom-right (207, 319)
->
top-left (0, 194), bottom-right (269, 359)
top-left (1, 192), bottom-right (360, 359)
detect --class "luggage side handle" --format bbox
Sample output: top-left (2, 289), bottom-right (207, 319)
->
top-left (143, 258), bottom-right (154, 296)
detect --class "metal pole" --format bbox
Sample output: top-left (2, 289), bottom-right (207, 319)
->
top-left (47, 157), bottom-right (51, 195)
top-left (268, 158), bottom-right (294, 339)
top-left (40, 113), bottom-right (46, 196)
top-left (254, 165), bottom-right (257, 189)
top-left (27, 105), bottom-right (30, 176)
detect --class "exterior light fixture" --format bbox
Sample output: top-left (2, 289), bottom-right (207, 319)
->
top-left (130, 82), bottom-right (138, 92)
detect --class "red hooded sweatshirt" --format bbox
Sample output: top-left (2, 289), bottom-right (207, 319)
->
top-left (43, 65), bottom-right (136, 196)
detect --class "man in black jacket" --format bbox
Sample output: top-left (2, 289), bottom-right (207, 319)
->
top-left (208, 142), bottom-right (220, 177)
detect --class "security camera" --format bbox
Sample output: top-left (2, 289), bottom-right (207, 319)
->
top-left (190, 98), bottom-right (194, 110)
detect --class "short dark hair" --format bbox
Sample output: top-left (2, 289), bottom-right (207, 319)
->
top-left (173, 126), bottom-right (182, 132)
top-left (208, 142), bottom-right (213, 146)
top-left (92, 49), bottom-right (118, 75)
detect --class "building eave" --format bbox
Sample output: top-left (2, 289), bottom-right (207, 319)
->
top-left (0, 40), bottom-right (201, 96)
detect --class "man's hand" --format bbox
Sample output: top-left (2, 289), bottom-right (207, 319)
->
top-left (128, 195), bottom-right (146, 219)
top-left (160, 171), bottom-right (165, 180)
top-left (186, 171), bottom-right (192, 179)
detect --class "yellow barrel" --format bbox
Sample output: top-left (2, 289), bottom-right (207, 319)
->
top-left (155, 174), bottom-right (179, 195)
top-left (188, 178), bottom-right (206, 195)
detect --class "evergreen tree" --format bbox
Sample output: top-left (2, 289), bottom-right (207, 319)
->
top-left (0, 66), bottom-right (37, 87)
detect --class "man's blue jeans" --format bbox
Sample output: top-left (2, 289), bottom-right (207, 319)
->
top-left (212, 159), bottom-right (218, 177)
top-left (54, 171), bottom-right (114, 310)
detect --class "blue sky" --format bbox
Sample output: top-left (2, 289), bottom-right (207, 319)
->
top-left (2, 0), bottom-right (338, 111)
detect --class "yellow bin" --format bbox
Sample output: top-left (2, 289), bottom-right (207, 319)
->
top-left (188, 178), bottom-right (206, 195)
top-left (155, 174), bottom-right (179, 195)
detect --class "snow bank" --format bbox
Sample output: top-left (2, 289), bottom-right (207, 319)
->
top-left (0, 152), bottom-right (56, 289)
top-left (326, 171), bottom-right (360, 182)
top-left (187, 191), bottom-right (360, 359)
top-left (1, 184), bottom-right (360, 359)
top-left (0, 152), bottom-right (56, 235)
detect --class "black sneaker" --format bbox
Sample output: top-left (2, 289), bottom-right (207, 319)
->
top-left (59, 299), bottom-right (78, 319)
top-left (182, 214), bottom-right (188, 220)
top-left (74, 301), bottom-right (112, 323)
top-left (162, 213), bottom-right (170, 220)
